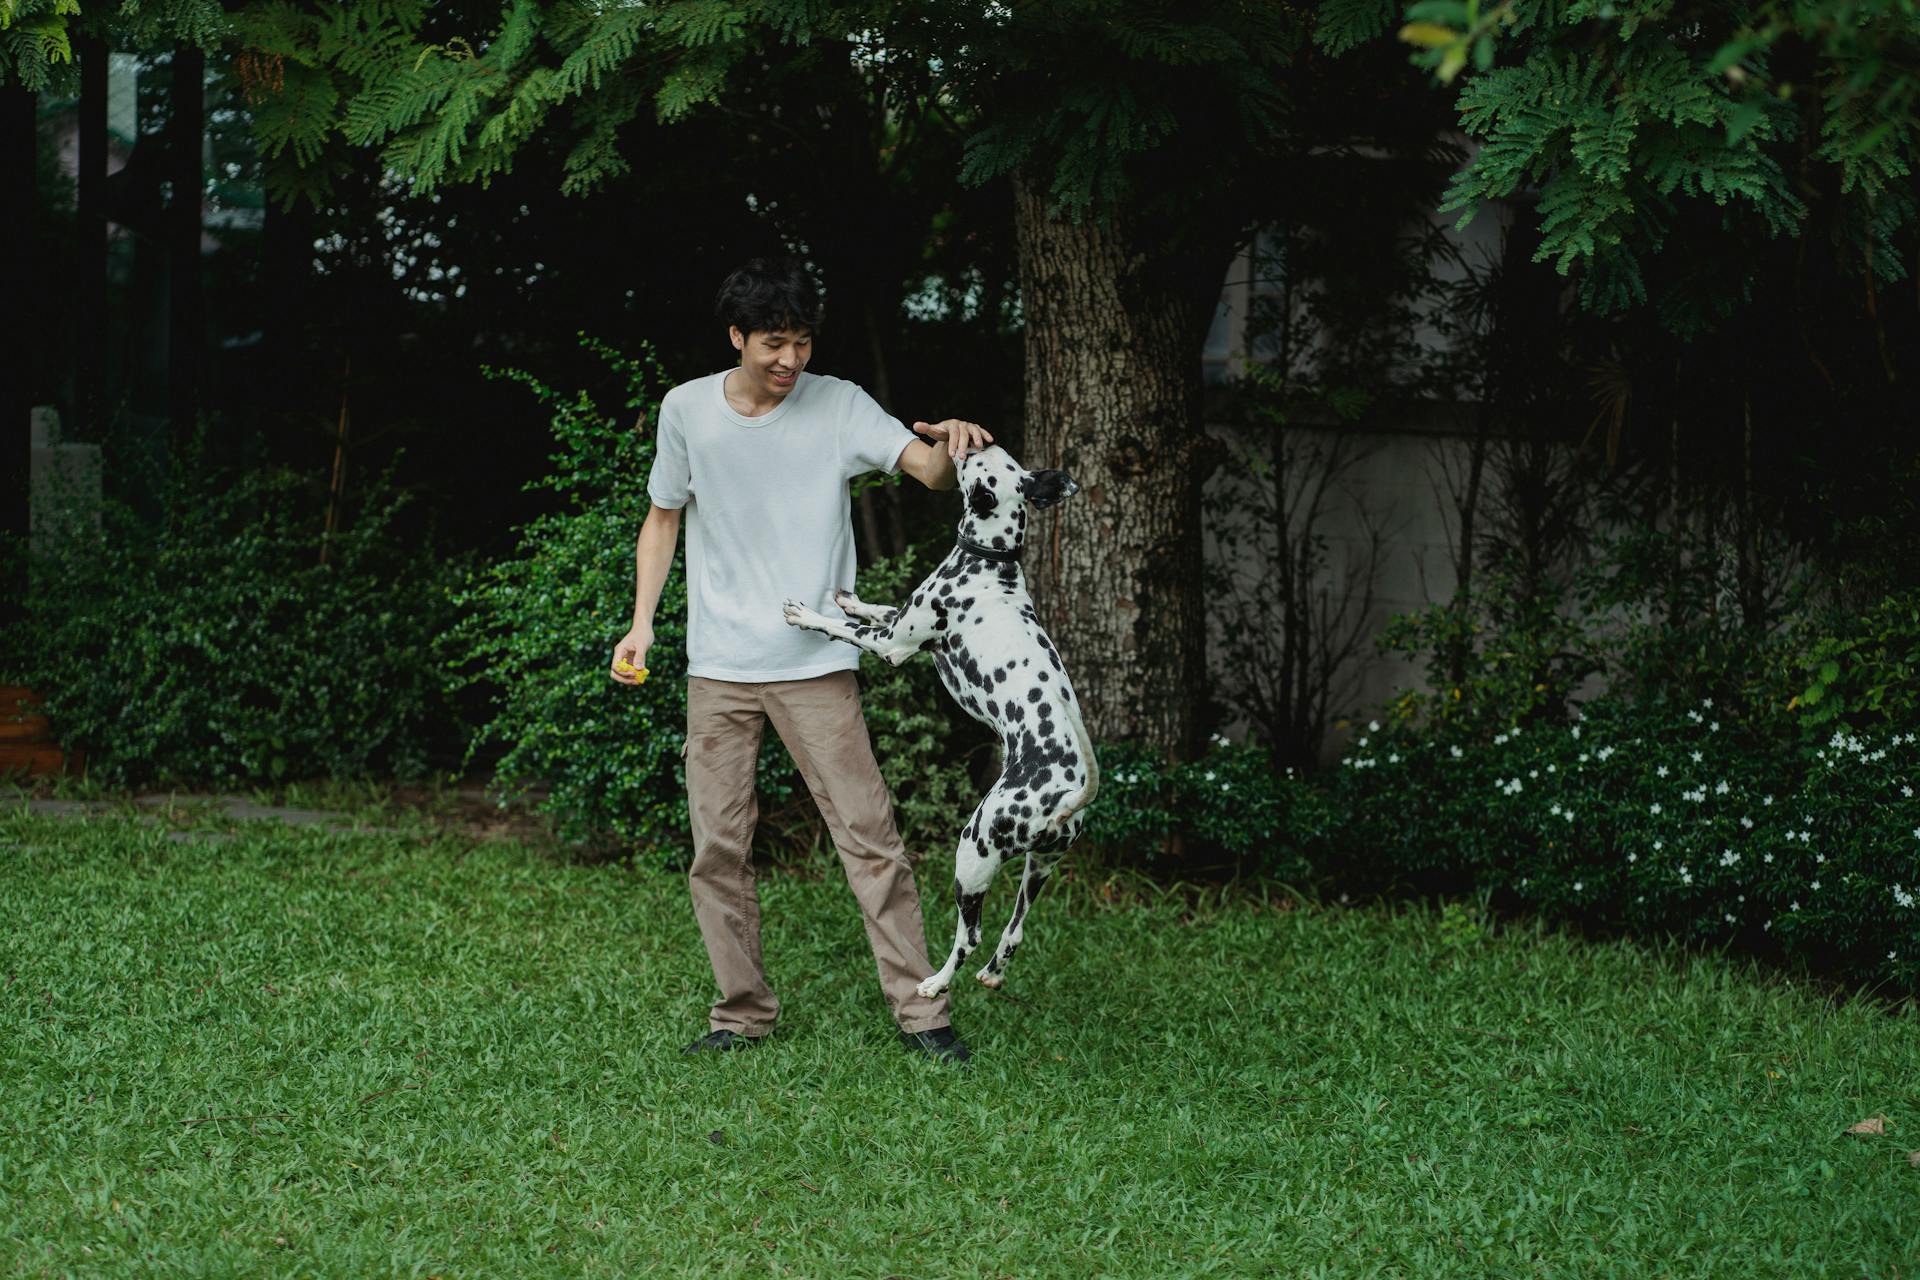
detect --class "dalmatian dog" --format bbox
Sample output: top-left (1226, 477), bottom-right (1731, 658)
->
top-left (781, 444), bottom-right (1099, 998)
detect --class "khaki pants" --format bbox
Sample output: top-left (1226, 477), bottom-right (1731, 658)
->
top-left (685, 670), bottom-right (950, 1035)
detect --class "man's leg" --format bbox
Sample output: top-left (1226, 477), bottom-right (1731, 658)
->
top-left (685, 676), bottom-right (779, 1036)
top-left (762, 670), bottom-right (951, 1034)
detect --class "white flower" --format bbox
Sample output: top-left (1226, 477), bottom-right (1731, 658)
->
top-left (1389, 753), bottom-right (1400, 764)
top-left (1903, 785), bottom-right (1914, 799)
top-left (1628, 852), bottom-right (1638, 863)
top-left (1790, 900), bottom-right (1800, 911)
top-left (1816, 853), bottom-right (1826, 865)
top-left (1688, 710), bottom-right (1703, 723)
top-left (1691, 750), bottom-right (1704, 763)
top-left (1564, 809), bottom-right (1575, 823)
top-left (1764, 920), bottom-right (1772, 931)
top-left (1719, 849), bottom-right (1740, 868)
top-left (1714, 780), bottom-right (1730, 795)
top-left (1573, 881), bottom-right (1584, 892)
top-left (1800, 830), bottom-right (1812, 842)
top-left (1529, 769), bottom-right (1539, 779)
top-left (1702, 697), bottom-right (1714, 709)
top-left (1205, 770), bottom-right (1216, 782)
top-left (1221, 782), bottom-right (1231, 792)
top-left (1762, 795), bottom-right (1773, 806)
top-left (1656, 765), bottom-right (1670, 777)
top-left (1740, 816), bottom-right (1753, 829)
top-left (1579, 753), bottom-right (1590, 764)
top-left (1450, 745), bottom-right (1463, 759)
top-left (1546, 764), bottom-right (1556, 773)
top-left (1572, 726), bottom-right (1582, 741)
top-left (1724, 912), bottom-right (1737, 924)
top-left (1549, 803), bottom-right (1562, 817)
top-left (1709, 721), bottom-right (1720, 733)
top-left (1890, 951), bottom-right (1898, 961)
top-left (1653, 840), bottom-right (1664, 850)
top-left (1650, 803), bottom-right (1663, 815)
top-left (1763, 852), bottom-right (1774, 864)
top-left (1811, 879), bottom-right (1822, 891)
top-left (1512, 725), bottom-right (1524, 737)
top-left (1369, 720), bottom-right (1380, 732)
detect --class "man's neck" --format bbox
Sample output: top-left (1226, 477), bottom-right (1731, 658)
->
top-left (724, 368), bottom-right (783, 418)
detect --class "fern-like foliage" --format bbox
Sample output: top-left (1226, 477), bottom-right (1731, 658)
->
top-left (1410, 0), bottom-right (1920, 332)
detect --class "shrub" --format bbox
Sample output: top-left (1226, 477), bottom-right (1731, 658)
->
top-left (1079, 738), bottom-right (1331, 880)
top-left (3, 423), bottom-right (459, 787)
top-left (446, 337), bottom-right (982, 863)
top-left (1329, 697), bottom-right (1920, 990)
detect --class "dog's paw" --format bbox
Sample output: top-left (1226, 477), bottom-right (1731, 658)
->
top-left (832, 587), bottom-right (858, 610)
top-left (974, 967), bottom-right (1004, 989)
top-left (916, 974), bottom-right (951, 1000)
top-left (781, 598), bottom-right (816, 629)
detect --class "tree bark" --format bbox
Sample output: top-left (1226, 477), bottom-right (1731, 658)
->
top-left (167, 44), bottom-right (204, 447)
top-left (2, 84), bottom-right (33, 627)
top-left (1012, 169), bottom-right (1224, 759)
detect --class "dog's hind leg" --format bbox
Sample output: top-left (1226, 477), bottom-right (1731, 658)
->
top-left (917, 814), bottom-right (1006, 1000)
top-left (975, 847), bottom-right (1064, 989)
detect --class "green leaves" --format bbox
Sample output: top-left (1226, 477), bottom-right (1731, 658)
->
top-left (7, 423), bottom-right (460, 789)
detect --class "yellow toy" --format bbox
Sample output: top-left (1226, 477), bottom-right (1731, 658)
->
top-left (613, 658), bottom-right (649, 684)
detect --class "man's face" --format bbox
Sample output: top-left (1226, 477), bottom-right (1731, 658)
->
top-left (730, 325), bottom-right (812, 399)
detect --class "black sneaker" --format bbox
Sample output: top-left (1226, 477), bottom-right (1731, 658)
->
top-left (899, 1025), bottom-right (971, 1064)
top-left (682, 1029), bottom-right (765, 1054)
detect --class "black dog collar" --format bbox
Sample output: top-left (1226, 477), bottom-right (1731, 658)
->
top-left (956, 536), bottom-right (1021, 563)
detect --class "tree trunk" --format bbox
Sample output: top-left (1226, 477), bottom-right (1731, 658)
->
top-left (1, 84), bottom-right (34, 627)
top-left (167, 44), bottom-right (204, 448)
top-left (75, 37), bottom-right (108, 441)
top-left (1011, 169), bottom-right (1222, 759)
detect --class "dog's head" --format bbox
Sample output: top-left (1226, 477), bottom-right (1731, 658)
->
top-left (954, 445), bottom-right (1080, 547)
top-left (957, 444), bottom-right (1080, 514)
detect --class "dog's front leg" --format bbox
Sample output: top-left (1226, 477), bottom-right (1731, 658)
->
top-left (831, 588), bottom-right (898, 626)
top-left (782, 595), bottom-right (940, 666)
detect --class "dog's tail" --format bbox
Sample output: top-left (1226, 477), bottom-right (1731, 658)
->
top-left (1051, 703), bottom-right (1100, 829)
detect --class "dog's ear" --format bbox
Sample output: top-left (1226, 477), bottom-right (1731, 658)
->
top-left (968, 481), bottom-right (998, 519)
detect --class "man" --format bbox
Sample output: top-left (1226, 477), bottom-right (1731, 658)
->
top-left (611, 256), bottom-right (990, 1064)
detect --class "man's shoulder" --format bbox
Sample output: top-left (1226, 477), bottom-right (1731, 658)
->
top-left (663, 371), bottom-right (725, 410)
top-left (795, 371), bottom-right (870, 406)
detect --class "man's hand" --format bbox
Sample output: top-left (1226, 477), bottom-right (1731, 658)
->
top-left (914, 418), bottom-right (993, 461)
top-left (611, 625), bottom-right (651, 684)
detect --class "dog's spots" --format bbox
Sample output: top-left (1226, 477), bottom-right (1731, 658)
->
top-left (968, 482), bottom-right (997, 519)
top-left (1026, 686), bottom-right (1042, 703)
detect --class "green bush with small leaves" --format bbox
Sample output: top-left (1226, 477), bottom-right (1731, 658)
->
top-left (446, 338), bottom-right (981, 863)
top-left (3, 424), bottom-right (459, 787)
top-left (1080, 739), bottom-right (1331, 880)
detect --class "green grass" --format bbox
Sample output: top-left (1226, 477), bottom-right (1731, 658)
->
top-left (2, 810), bottom-right (1916, 1277)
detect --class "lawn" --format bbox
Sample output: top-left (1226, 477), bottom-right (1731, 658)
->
top-left (1, 807), bottom-right (1915, 1276)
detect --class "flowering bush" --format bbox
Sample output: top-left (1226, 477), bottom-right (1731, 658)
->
top-left (1079, 738), bottom-right (1333, 879)
top-left (1330, 699), bottom-right (1920, 989)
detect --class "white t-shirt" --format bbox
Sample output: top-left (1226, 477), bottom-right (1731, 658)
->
top-left (646, 369), bottom-right (915, 682)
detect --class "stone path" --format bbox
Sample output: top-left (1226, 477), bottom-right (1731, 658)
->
top-left (5, 780), bottom-right (550, 845)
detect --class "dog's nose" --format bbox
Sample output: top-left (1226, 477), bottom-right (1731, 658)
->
top-left (1061, 474), bottom-right (1079, 497)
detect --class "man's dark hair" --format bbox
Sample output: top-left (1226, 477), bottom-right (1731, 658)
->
top-left (714, 256), bottom-right (823, 338)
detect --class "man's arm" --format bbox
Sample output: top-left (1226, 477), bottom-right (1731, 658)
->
top-left (897, 418), bottom-right (993, 490)
top-left (611, 503), bottom-right (681, 682)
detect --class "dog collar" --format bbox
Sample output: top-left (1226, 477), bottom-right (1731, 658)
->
top-left (955, 536), bottom-right (1021, 564)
